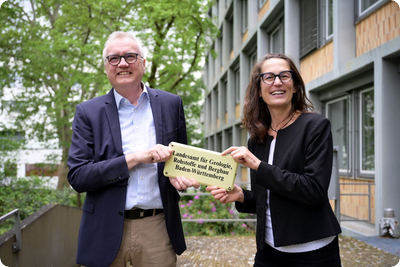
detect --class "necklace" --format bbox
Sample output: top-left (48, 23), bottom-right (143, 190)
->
top-left (270, 112), bottom-right (296, 132)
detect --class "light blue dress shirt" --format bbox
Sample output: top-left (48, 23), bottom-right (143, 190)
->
top-left (113, 85), bottom-right (163, 210)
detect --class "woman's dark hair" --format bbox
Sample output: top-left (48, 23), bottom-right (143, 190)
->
top-left (242, 53), bottom-right (314, 144)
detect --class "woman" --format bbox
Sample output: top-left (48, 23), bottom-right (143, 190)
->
top-left (207, 53), bottom-right (342, 266)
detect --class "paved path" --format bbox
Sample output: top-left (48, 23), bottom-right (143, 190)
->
top-left (177, 235), bottom-right (400, 267)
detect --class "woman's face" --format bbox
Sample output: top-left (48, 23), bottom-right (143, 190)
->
top-left (259, 58), bottom-right (296, 110)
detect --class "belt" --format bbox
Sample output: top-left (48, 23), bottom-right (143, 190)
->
top-left (124, 208), bottom-right (163, 220)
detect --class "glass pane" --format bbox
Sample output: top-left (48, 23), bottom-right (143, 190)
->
top-left (223, 80), bottom-right (228, 112)
top-left (361, 90), bottom-right (374, 171)
top-left (326, 0), bottom-right (333, 37)
top-left (242, 0), bottom-right (248, 33)
top-left (259, 0), bottom-right (267, 9)
top-left (235, 70), bottom-right (240, 103)
top-left (271, 25), bottom-right (284, 54)
top-left (328, 99), bottom-right (348, 170)
top-left (361, 0), bottom-right (380, 12)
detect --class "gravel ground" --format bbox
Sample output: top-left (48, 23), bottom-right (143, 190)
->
top-left (177, 235), bottom-right (400, 267)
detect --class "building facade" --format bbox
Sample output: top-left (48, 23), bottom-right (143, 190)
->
top-left (202, 0), bottom-right (400, 235)
top-left (0, 86), bottom-right (61, 189)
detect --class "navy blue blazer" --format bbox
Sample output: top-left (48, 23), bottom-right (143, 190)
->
top-left (67, 87), bottom-right (187, 267)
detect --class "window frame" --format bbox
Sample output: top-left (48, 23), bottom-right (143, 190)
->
top-left (226, 12), bottom-right (234, 57)
top-left (234, 67), bottom-right (241, 104)
top-left (249, 50), bottom-right (257, 74)
top-left (358, 87), bottom-right (375, 176)
top-left (270, 22), bottom-right (284, 54)
top-left (326, 95), bottom-right (352, 175)
top-left (300, 0), bottom-right (334, 59)
top-left (359, 0), bottom-right (383, 16)
top-left (325, 0), bottom-right (333, 41)
top-left (355, 0), bottom-right (390, 23)
top-left (242, 0), bottom-right (248, 34)
top-left (259, 0), bottom-right (267, 9)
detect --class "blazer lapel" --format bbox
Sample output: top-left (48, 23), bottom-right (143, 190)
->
top-left (148, 86), bottom-right (163, 145)
top-left (104, 89), bottom-right (123, 155)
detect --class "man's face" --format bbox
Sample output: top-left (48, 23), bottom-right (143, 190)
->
top-left (104, 37), bottom-right (146, 90)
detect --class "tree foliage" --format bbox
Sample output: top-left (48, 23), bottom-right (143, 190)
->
top-left (0, 0), bottom-right (218, 189)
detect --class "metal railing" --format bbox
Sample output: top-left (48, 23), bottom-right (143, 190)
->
top-left (339, 182), bottom-right (374, 222)
top-left (179, 181), bottom-right (256, 223)
top-left (0, 209), bottom-right (22, 253)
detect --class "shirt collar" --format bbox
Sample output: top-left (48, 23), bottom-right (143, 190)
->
top-left (113, 82), bottom-right (148, 109)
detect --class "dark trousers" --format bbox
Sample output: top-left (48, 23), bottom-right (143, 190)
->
top-left (254, 236), bottom-right (341, 267)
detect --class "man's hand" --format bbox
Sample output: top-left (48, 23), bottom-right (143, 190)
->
top-left (169, 176), bottom-right (200, 191)
top-left (125, 144), bottom-right (173, 169)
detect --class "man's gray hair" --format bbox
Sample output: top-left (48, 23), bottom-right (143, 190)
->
top-left (102, 31), bottom-right (144, 61)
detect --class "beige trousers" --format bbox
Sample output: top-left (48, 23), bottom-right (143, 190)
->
top-left (109, 213), bottom-right (177, 267)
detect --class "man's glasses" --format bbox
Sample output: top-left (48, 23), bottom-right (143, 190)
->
top-left (106, 53), bottom-right (142, 66)
top-left (260, 70), bottom-right (294, 85)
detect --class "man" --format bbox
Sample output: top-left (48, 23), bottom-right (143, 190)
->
top-left (67, 31), bottom-right (199, 267)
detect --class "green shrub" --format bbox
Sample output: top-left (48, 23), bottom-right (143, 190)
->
top-left (179, 189), bottom-right (255, 236)
top-left (0, 176), bottom-right (77, 235)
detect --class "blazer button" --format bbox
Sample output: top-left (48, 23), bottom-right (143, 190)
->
top-left (119, 211), bottom-right (123, 216)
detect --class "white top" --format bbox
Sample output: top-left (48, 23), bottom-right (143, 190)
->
top-left (264, 138), bottom-right (335, 253)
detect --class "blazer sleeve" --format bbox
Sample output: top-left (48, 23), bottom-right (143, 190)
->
top-left (67, 103), bottom-right (130, 193)
top-left (255, 116), bottom-right (333, 206)
top-left (235, 189), bottom-right (257, 214)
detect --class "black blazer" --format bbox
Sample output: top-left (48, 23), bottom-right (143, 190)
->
top-left (67, 87), bottom-right (187, 267)
top-left (236, 113), bottom-right (341, 249)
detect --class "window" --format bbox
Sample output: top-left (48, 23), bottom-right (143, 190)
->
top-left (227, 14), bottom-right (234, 55)
top-left (217, 133), bottom-right (222, 152)
top-left (210, 44), bottom-right (216, 82)
top-left (356, 0), bottom-right (388, 21)
top-left (300, 0), bottom-right (318, 58)
top-left (250, 51), bottom-right (257, 73)
top-left (3, 160), bottom-right (17, 177)
top-left (300, 0), bottom-right (334, 58)
top-left (222, 78), bottom-right (228, 114)
top-left (270, 23), bottom-right (284, 54)
top-left (209, 136), bottom-right (214, 150)
top-left (227, 129), bottom-right (233, 148)
top-left (219, 28), bottom-right (223, 70)
top-left (0, 130), bottom-right (25, 151)
top-left (26, 163), bottom-right (59, 177)
top-left (259, 0), bottom-right (267, 9)
top-left (325, 0), bottom-right (333, 40)
top-left (327, 97), bottom-right (350, 173)
top-left (235, 68), bottom-right (240, 104)
top-left (360, 89), bottom-right (374, 173)
top-left (242, 0), bottom-right (248, 34)
top-left (207, 94), bottom-right (212, 128)
top-left (212, 86), bottom-right (218, 124)
top-left (215, 89), bottom-right (219, 122)
top-left (360, 0), bottom-right (381, 14)
top-left (326, 88), bottom-right (375, 179)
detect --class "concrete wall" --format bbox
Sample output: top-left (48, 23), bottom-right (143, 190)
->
top-left (0, 204), bottom-right (82, 267)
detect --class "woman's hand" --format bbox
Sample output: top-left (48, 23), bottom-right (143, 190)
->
top-left (206, 184), bottom-right (244, 204)
top-left (222, 146), bottom-right (261, 170)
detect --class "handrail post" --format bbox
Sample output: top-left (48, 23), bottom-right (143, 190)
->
top-left (13, 210), bottom-right (22, 253)
top-left (0, 209), bottom-right (22, 253)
